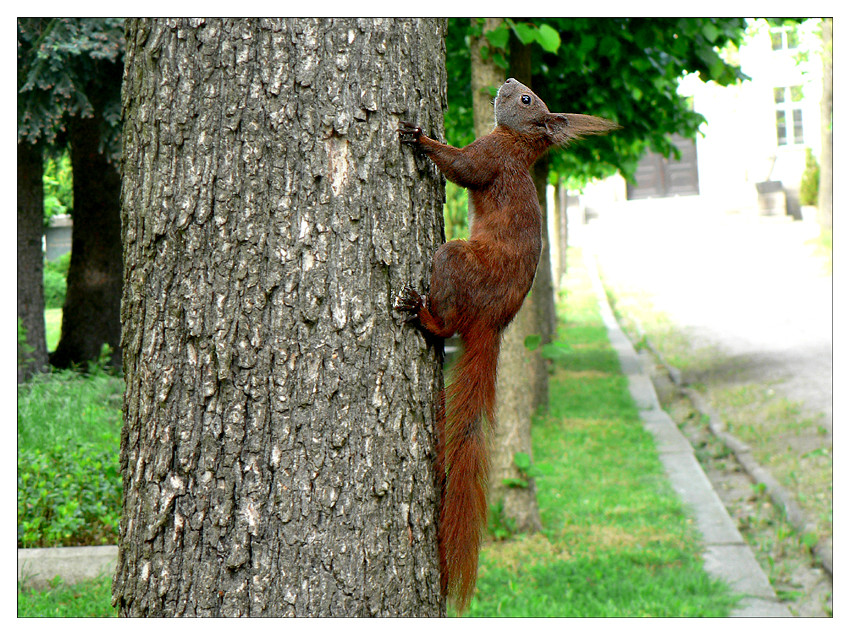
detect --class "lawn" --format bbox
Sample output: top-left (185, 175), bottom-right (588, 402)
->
top-left (463, 248), bottom-right (739, 616)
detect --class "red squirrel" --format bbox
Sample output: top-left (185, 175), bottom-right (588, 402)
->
top-left (395, 78), bottom-right (616, 612)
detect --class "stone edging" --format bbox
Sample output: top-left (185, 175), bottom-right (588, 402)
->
top-left (18, 545), bottom-right (117, 590)
top-left (584, 249), bottom-right (791, 617)
top-left (632, 318), bottom-right (833, 579)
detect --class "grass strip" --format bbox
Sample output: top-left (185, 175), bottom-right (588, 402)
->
top-left (17, 575), bottom-right (117, 618)
top-left (464, 248), bottom-right (739, 617)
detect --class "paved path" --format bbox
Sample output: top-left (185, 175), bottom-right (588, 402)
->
top-left (584, 250), bottom-right (791, 616)
top-left (581, 199), bottom-right (832, 430)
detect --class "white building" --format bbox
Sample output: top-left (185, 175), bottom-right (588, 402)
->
top-left (579, 19), bottom-right (825, 219)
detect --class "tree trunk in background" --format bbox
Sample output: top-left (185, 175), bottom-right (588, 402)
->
top-left (50, 111), bottom-right (123, 369)
top-left (489, 36), bottom-right (543, 535)
top-left (17, 140), bottom-right (48, 381)
top-left (818, 18), bottom-right (832, 234)
top-left (470, 19), bottom-right (503, 136)
top-left (551, 178), bottom-right (568, 291)
top-left (532, 154), bottom-right (557, 376)
top-left (113, 18), bottom-right (447, 617)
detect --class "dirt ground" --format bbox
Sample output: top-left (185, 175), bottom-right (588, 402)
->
top-left (578, 200), bottom-right (833, 616)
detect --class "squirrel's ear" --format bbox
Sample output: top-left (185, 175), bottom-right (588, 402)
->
top-left (541, 113), bottom-right (570, 139)
top-left (559, 113), bottom-right (620, 143)
top-left (545, 112), bottom-right (619, 145)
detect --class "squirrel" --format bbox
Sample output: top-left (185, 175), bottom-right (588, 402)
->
top-left (395, 77), bottom-right (617, 613)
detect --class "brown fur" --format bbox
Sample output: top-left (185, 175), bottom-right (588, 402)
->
top-left (396, 78), bottom-right (616, 613)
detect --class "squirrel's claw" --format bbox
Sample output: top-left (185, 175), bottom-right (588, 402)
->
top-left (397, 121), bottom-right (423, 144)
top-left (394, 283), bottom-right (423, 314)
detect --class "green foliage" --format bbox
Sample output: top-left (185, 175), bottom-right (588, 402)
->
top-left (533, 18), bottom-right (748, 185)
top-left (444, 181), bottom-right (470, 240)
top-left (18, 443), bottom-right (122, 548)
top-left (43, 252), bottom-right (71, 309)
top-left (800, 147), bottom-right (820, 206)
top-left (17, 18), bottom-right (124, 152)
top-left (43, 149), bottom-right (73, 222)
top-left (445, 18), bottom-right (749, 188)
top-left (502, 451), bottom-right (543, 489)
top-left (445, 19), bottom-right (475, 148)
top-left (487, 500), bottom-right (518, 541)
top-left (18, 368), bottom-right (124, 548)
top-left (481, 19), bottom-right (562, 69)
top-left (540, 341), bottom-right (571, 362)
top-left (18, 318), bottom-right (36, 372)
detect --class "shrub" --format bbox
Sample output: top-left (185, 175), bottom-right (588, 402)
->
top-left (17, 442), bottom-right (122, 548)
top-left (18, 318), bottom-right (35, 373)
top-left (43, 252), bottom-right (71, 309)
top-left (800, 147), bottom-right (820, 206)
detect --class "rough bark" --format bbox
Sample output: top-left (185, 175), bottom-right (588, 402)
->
top-left (114, 18), bottom-right (447, 617)
top-left (50, 111), bottom-right (123, 369)
top-left (489, 35), bottom-right (543, 535)
top-left (17, 140), bottom-right (48, 381)
top-left (818, 18), bottom-right (832, 234)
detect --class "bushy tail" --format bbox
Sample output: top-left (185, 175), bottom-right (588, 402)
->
top-left (438, 325), bottom-right (500, 613)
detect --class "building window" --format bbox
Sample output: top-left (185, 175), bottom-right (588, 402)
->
top-left (774, 85), bottom-right (804, 146)
top-left (770, 27), bottom-right (799, 51)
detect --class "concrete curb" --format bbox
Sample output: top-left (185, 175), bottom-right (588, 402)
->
top-left (628, 301), bottom-right (833, 580)
top-left (18, 545), bottom-right (117, 590)
top-left (584, 249), bottom-right (792, 618)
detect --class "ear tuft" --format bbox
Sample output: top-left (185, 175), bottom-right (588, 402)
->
top-left (548, 113), bottom-right (619, 145)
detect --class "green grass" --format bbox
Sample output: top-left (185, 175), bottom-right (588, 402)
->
top-left (45, 308), bottom-right (62, 352)
top-left (464, 248), bottom-right (739, 617)
top-left (17, 575), bottom-right (117, 617)
top-left (17, 367), bottom-right (123, 452)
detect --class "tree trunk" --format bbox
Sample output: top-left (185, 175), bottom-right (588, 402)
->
top-left (489, 35), bottom-right (543, 535)
top-left (551, 177), bottom-right (568, 290)
top-left (532, 153), bottom-right (557, 378)
top-left (470, 18), bottom-right (504, 138)
top-left (17, 140), bottom-right (48, 381)
top-left (113, 18), bottom-right (447, 617)
top-left (818, 18), bottom-right (832, 234)
top-left (49, 111), bottom-right (123, 369)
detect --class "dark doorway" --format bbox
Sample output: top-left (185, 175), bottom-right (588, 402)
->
top-left (627, 134), bottom-right (700, 199)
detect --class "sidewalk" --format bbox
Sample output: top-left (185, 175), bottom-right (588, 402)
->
top-left (583, 248), bottom-right (792, 617)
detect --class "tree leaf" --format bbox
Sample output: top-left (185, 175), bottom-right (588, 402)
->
top-left (512, 22), bottom-right (537, 46)
top-left (702, 22), bottom-right (720, 43)
top-left (524, 334), bottom-right (542, 351)
top-left (484, 23), bottom-right (510, 49)
top-left (536, 24), bottom-right (561, 53)
top-left (512, 452), bottom-right (532, 471)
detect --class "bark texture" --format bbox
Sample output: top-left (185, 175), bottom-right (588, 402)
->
top-left (50, 111), bottom-right (123, 369)
top-left (114, 18), bottom-right (447, 617)
top-left (17, 140), bottom-right (48, 381)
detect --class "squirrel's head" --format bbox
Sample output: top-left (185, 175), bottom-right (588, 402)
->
top-left (494, 78), bottom-right (618, 146)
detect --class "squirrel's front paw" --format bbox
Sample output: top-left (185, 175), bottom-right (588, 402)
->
top-left (397, 121), bottom-right (423, 144)
top-left (393, 283), bottom-right (423, 314)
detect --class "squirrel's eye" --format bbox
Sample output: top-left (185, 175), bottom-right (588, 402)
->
top-left (521, 95), bottom-right (531, 105)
